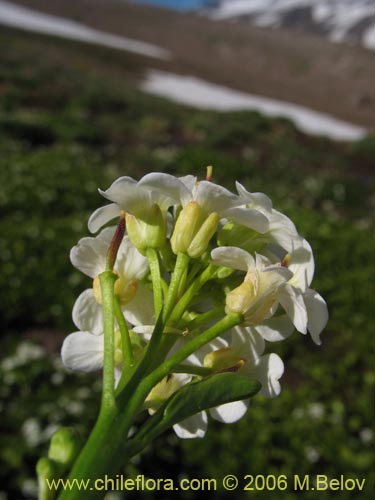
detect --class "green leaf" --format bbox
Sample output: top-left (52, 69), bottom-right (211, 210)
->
top-left (127, 373), bottom-right (260, 454)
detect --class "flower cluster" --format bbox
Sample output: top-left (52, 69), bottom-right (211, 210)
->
top-left (62, 171), bottom-right (328, 439)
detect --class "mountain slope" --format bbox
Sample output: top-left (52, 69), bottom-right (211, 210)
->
top-left (204, 0), bottom-right (375, 50)
top-left (4, 0), bottom-right (375, 130)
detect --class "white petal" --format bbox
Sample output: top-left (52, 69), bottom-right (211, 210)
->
top-left (254, 315), bottom-right (295, 342)
top-left (70, 227), bottom-right (116, 278)
top-left (139, 172), bottom-right (190, 209)
top-left (115, 236), bottom-right (149, 281)
top-left (194, 181), bottom-right (240, 214)
top-left (88, 203), bottom-right (120, 233)
top-left (176, 336), bottom-right (229, 367)
top-left (123, 283), bottom-right (155, 326)
top-left (61, 331), bottom-right (103, 372)
top-left (224, 207), bottom-right (269, 234)
top-left (269, 210), bottom-right (300, 252)
top-left (210, 400), bottom-right (249, 423)
top-left (100, 177), bottom-right (152, 217)
top-left (254, 353), bottom-right (284, 398)
top-left (131, 325), bottom-right (153, 342)
top-left (258, 266), bottom-right (293, 296)
top-left (211, 246), bottom-right (254, 271)
top-left (99, 176), bottom-right (137, 204)
top-left (173, 411), bottom-right (208, 439)
top-left (304, 289), bottom-right (329, 345)
top-left (231, 326), bottom-right (265, 359)
top-left (179, 175), bottom-right (197, 192)
top-left (288, 238), bottom-right (315, 291)
top-left (235, 181), bottom-right (273, 212)
top-left (72, 289), bottom-right (103, 335)
top-left (278, 284), bottom-right (308, 334)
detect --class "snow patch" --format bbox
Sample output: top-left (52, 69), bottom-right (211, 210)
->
top-left (363, 23), bottom-right (375, 49)
top-left (141, 70), bottom-right (367, 141)
top-left (0, 0), bottom-right (170, 60)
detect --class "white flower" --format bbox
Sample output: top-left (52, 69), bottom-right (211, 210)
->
top-left (274, 238), bottom-right (329, 344)
top-left (61, 329), bottom-right (123, 386)
top-left (176, 175), bottom-right (270, 233)
top-left (88, 173), bottom-right (188, 233)
top-left (236, 181), bottom-right (301, 252)
top-left (211, 246), bottom-right (292, 326)
top-left (70, 226), bottom-right (154, 328)
top-left (61, 227), bottom-right (154, 382)
top-left (165, 328), bottom-right (283, 439)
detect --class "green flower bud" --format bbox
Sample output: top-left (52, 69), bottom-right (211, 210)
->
top-left (218, 221), bottom-right (269, 254)
top-left (204, 348), bottom-right (245, 372)
top-left (226, 281), bottom-right (256, 315)
top-left (36, 457), bottom-right (58, 500)
top-left (126, 204), bottom-right (167, 254)
top-left (171, 202), bottom-right (220, 257)
top-left (48, 427), bottom-right (81, 470)
top-left (171, 201), bottom-right (205, 254)
top-left (187, 212), bottom-right (220, 258)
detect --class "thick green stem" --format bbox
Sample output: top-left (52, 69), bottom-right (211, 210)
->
top-left (146, 248), bottom-right (163, 317)
top-left (99, 271), bottom-right (117, 413)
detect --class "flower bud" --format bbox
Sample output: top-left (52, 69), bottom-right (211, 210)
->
top-left (187, 212), bottom-right (220, 258)
top-left (171, 201), bottom-right (204, 254)
top-left (226, 281), bottom-right (256, 315)
top-left (93, 274), bottom-right (138, 305)
top-left (48, 427), bottom-right (81, 469)
top-left (204, 348), bottom-right (246, 372)
top-left (225, 268), bottom-right (288, 325)
top-left (126, 204), bottom-right (167, 254)
top-left (218, 221), bottom-right (269, 253)
top-left (36, 457), bottom-right (58, 500)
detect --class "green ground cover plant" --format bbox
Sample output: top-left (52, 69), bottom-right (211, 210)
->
top-left (0, 28), bottom-right (373, 500)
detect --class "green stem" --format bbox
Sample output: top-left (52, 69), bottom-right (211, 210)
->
top-left (118, 313), bottom-right (243, 413)
top-left (168, 264), bottom-right (217, 325)
top-left (146, 248), bottom-right (163, 317)
top-left (99, 271), bottom-right (117, 413)
top-left (163, 252), bottom-right (190, 322)
top-left (171, 364), bottom-right (212, 376)
top-left (182, 306), bottom-right (225, 331)
top-left (58, 314), bottom-right (243, 500)
top-left (113, 295), bottom-right (134, 368)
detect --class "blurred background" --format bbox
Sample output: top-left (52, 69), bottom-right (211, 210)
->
top-left (0, 1), bottom-right (374, 499)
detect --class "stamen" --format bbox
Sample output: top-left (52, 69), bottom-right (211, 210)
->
top-left (281, 254), bottom-right (291, 267)
top-left (206, 165), bottom-right (213, 182)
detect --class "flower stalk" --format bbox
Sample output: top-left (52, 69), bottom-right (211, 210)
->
top-left (51, 170), bottom-right (328, 500)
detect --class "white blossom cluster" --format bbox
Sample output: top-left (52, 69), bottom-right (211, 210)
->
top-left (61, 172), bottom-right (328, 438)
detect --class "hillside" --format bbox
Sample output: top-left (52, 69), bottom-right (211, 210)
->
top-left (0, 23), bottom-right (374, 500)
top-left (7, 0), bottom-right (375, 130)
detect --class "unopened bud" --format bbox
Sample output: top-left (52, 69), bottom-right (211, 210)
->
top-left (187, 212), bottom-right (220, 258)
top-left (48, 427), bottom-right (81, 469)
top-left (226, 281), bottom-right (255, 315)
top-left (204, 348), bottom-right (246, 372)
top-left (36, 457), bottom-right (58, 500)
top-left (171, 201), bottom-right (204, 254)
top-left (126, 204), bottom-right (166, 254)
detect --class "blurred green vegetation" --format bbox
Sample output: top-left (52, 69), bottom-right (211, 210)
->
top-left (0, 28), bottom-right (374, 499)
